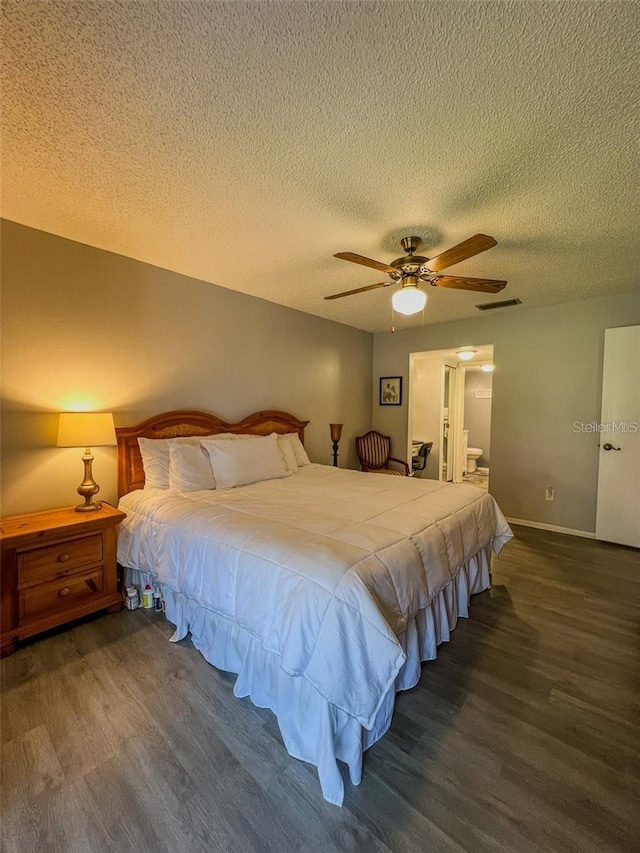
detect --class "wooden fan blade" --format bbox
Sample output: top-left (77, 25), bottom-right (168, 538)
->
top-left (324, 282), bottom-right (391, 300)
top-left (334, 252), bottom-right (398, 275)
top-left (425, 234), bottom-right (497, 272)
top-left (434, 276), bottom-right (506, 293)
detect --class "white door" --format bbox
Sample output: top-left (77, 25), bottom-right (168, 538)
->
top-left (595, 325), bottom-right (640, 547)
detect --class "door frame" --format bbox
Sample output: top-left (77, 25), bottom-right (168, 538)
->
top-left (408, 344), bottom-right (493, 483)
top-left (441, 361), bottom-right (465, 482)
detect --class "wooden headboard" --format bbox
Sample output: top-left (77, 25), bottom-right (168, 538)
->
top-left (116, 409), bottom-right (309, 498)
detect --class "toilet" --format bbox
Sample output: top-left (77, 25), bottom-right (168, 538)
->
top-left (466, 446), bottom-right (483, 473)
top-left (463, 429), bottom-right (483, 474)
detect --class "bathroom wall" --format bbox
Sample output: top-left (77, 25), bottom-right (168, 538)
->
top-left (464, 369), bottom-right (493, 468)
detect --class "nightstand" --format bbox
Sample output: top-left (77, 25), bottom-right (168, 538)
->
top-left (0, 503), bottom-right (126, 657)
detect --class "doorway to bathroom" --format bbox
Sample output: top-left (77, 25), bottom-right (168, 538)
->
top-left (408, 345), bottom-right (494, 492)
top-left (461, 361), bottom-right (493, 492)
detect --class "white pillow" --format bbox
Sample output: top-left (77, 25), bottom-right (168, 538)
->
top-left (138, 437), bottom-right (194, 490)
top-left (138, 433), bottom-right (237, 489)
top-left (169, 442), bottom-right (216, 492)
top-left (283, 432), bottom-right (311, 466)
top-left (220, 432), bottom-right (300, 474)
top-left (204, 433), bottom-right (289, 489)
top-left (276, 433), bottom-right (299, 474)
top-left (201, 432), bottom-right (298, 473)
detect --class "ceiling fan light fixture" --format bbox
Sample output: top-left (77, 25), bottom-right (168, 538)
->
top-left (392, 285), bottom-right (427, 316)
top-left (457, 349), bottom-right (477, 361)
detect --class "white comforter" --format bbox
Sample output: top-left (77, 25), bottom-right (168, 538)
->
top-left (117, 464), bottom-right (512, 729)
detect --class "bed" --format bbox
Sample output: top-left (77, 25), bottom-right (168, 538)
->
top-left (116, 409), bottom-right (512, 805)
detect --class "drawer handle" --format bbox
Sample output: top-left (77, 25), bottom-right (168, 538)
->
top-left (59, 587), bottom-right (71, 597)
top-left (58, 553), bottom-right (71, 563)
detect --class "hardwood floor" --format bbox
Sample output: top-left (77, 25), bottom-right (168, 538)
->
top-left (2, 525), bottom-right (639, 852)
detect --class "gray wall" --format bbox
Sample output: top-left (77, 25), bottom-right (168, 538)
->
top-left (372, 292), bottom-right (640, 533)
top-left (1, 221), bottom-right (373, 515)
top-left (464, 369), bottom-right (493, 468)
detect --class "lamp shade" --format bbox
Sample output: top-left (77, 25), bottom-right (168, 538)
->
top-left (392, 286), bottom-right (427, 316)
top-left (57, 412), bottom-right (117, 448)
top-left (329, 423), bottom-right (343, 442)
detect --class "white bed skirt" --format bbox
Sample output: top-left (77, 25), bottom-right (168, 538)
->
top-left (126, 545), bottom-right (491, 806)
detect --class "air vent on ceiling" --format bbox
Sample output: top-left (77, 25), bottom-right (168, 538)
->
top-left (475, 298), bottom-right (522, 311)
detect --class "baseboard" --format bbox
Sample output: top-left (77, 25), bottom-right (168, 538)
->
top-left (505, 517), bottom-right (596, 539)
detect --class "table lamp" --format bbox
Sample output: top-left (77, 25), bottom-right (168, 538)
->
top-left (57, 412), bottom-right (117, 512)
top-left (329, 423), bottom-right (343, 467)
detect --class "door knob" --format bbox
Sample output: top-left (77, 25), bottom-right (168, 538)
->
top-left (602, 443), bottom-right (621, 451)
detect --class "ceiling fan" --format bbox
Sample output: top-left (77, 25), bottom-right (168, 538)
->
top-left (325, 234), bottom-right (506, 315)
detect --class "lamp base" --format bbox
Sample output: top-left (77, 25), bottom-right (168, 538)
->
top-left (75, 449), bottom-right (102, 512)
top-left (75, 499), bottom-right (103, 513)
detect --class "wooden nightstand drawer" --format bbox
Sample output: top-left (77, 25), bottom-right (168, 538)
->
top-left (18, 534), bottom-right (103, 587)
top-left (20, 567), bottom-right (104, 621)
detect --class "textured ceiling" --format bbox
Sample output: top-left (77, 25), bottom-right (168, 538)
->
top-left (2, 1), bottom-right (639, 332)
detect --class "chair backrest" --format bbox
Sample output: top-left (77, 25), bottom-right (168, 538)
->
top-left (412, 441), bottom-right (433, 472)
top-left (356, 431), bottom-right (392, 471)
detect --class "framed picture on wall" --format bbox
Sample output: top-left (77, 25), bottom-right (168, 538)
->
top-left (379, 376), bottom-right (402, 406)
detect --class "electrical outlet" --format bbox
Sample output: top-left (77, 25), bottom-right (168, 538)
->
top-left (545, 487), bottom-right (555, 502)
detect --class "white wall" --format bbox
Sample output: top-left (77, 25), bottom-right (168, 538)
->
top-left (372, 291), bottom-right (640, 533)
top-left (1, 221), bottom-right (373, 515)
top-left (410, 355), bottom-right (444, 480)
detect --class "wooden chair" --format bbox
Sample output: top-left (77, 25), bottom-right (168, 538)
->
top-left (355, 431), bottom-right (410, 476)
